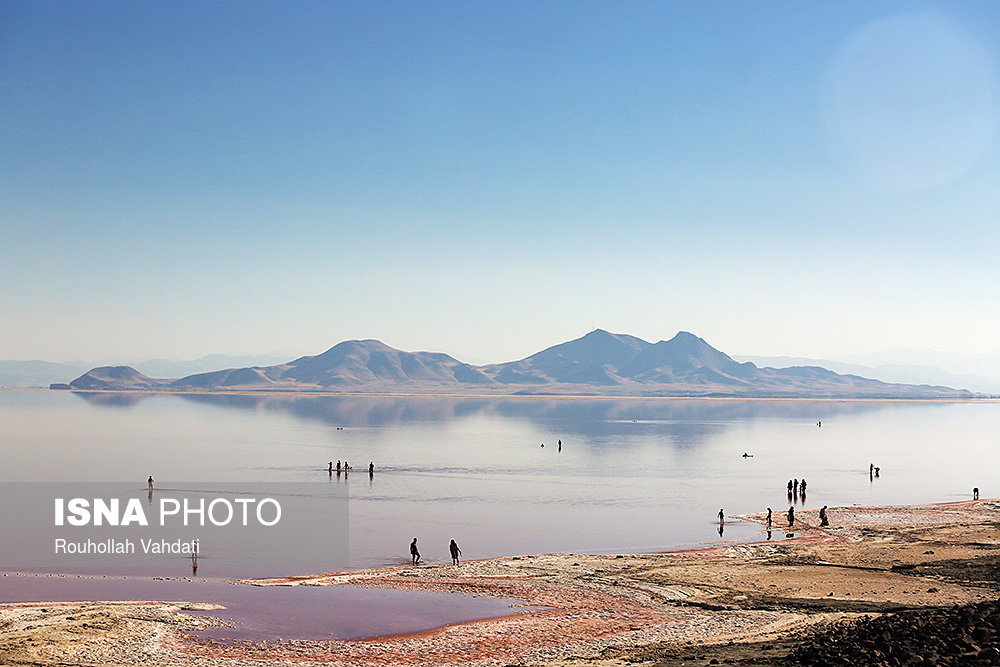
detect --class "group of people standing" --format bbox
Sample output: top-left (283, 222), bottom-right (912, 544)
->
top-left (786, 478), bottom-right (807, 497)
top-left (328, 460), bottom-right (376, 476)
top-left (409, 537), bottom-right (463, 565)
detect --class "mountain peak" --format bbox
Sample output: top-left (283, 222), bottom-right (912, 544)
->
top-left (317, 338), bottom-right (392, 355)
top-left (665, 331), bottom-right (704, 344)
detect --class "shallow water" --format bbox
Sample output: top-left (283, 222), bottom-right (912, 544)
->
top-left (3, 390), bottom-right (996, 640)
top-left (0, 572), bottom-right (527, 641)
top-left (2, 391), bottom-right (997, 573)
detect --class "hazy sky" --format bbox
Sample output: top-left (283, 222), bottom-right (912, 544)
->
top-left (3, 1), bottom-right (1000, 364)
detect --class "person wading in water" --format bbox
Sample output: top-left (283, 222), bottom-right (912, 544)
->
top-left (410, 538), bottom-right (420, 565)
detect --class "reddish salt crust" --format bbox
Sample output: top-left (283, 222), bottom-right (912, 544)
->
top-left (169, 561), bottom-right (683, 664)
top-left (166, 499), bottom-right (1000, 664)
top-left (162, 514), bottom-right (868, 663)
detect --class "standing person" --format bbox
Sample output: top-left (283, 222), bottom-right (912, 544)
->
top-left (558, 439), bottom-right (562, 452)
top-left (766, 507), bottom-right (772, 527)
top-left (718, 508), bottom-right (725, 523)
top-left (337, 460), bottom-right (341, 473)
top-left (449, 539), bottom-right (462, 565)
top-left (974, 487), bottom-right (980, 500)
top-left (369, 461), bottom-right (374, 475)
top-left (819, 505), bottom-right (829, 526)
top-left (410, 538), bottom-right (420, 565)
top-left (800, 479), bottom-right (807, 494)
top-left (787, 506), bottom-right (795, 527)
top-left (787, 480), bottom-right (794, 493)
top-left (328, 461), bottom-right (333, 474)
top-left (147, 475), bottom-right (154, 490)
top-left (793, 479), bottom-right (799, 494)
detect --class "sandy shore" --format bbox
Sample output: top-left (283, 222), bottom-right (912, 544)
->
top-left (2, 499), bottom-right (998, 666)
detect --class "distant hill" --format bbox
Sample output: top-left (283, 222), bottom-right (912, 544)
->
top-left (62, 330), bottom-right (974, 398)
top-left (131, 354), bottom-right (295, 378)
top-left (0, 360), bottom-right (87, 388)
top-left (67, 366), bottom-right (169, 391)
top-left (738, 355), bottom-right (999, 394)
top-left (0, 354), bottom-right (294, 389)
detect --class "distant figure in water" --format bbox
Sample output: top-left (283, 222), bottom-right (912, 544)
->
top-left (817, 420), bottom-right (821, 427)
top-left (449, 539), bottom-right (462, 565)
top-left (974, 487), bottom-right (980, 500)
top-left (369, 461), bottom-right (374, 475)
top-left (337, 460), bottom-right (341, 473)
top-left (766, 507), bottom-right (772, 527)
top-left (819, 505), bottom-right (829, 527)
top-left (793, 479), bottom-right (799, 494)
top-left (800, 479), bottom-right (807, 494)
top-left (328, 462), bottom-right (333, 474)
top-left (874, 467), bottom-right (880, 477)
top-left (147, 476), bottom-right (154, 490)
top-left (410, 538), bottom-right (420, 565)
top-left (558, 439), bottom-right (562, 452)
top-left (787, 506), bottom-right (795, 527)
top-left (787, 480), bottom-right (794, 493)
top-left (870, 463), bottom-right (874, 475)
top-left (718, 508), bottom-right (725, 523)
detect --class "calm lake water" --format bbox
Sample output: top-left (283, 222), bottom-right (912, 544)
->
top-left (2, 390), bottom-right (997, 574)
top-left (2, 390), bottom-right (997, 641)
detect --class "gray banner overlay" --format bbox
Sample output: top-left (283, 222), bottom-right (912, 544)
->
top-left (0, 483), bottom-right (348, 578)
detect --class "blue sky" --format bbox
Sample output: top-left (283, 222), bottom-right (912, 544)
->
top-left (2, 1), bottom-right (1000, 364)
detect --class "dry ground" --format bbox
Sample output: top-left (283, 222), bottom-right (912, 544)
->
top-left (1, 499), bottom-right (998, 666)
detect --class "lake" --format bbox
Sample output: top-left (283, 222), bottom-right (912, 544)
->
top-left (2, 390), bottom-right (996, 576)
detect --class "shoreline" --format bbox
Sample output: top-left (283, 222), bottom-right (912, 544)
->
top-left (5, 386), bottom-right (998, 403)
top-left (2, 498), bottom-right (998, 665)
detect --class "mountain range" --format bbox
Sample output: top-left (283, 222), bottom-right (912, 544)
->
top-left (58, 330), bottom-right (973, 398)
